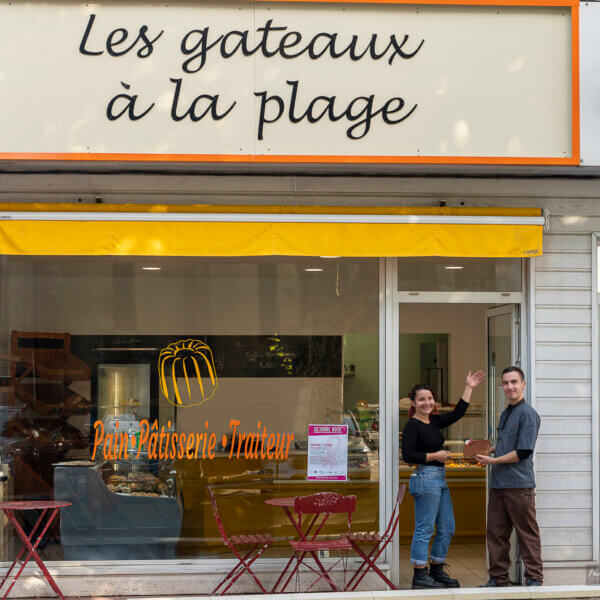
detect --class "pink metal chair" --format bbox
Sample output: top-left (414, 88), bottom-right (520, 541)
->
top-left (285, 492), bottom-right (356, 593)
top-left (343, 483), bottom-right (407, 590)
top-left (207, 487), bottom-right (274, 595)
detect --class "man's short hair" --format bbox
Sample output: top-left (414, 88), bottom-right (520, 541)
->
top-left (502, 365), bottom-right (525, 382)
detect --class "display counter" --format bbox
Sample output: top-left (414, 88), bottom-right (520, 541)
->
top-left (54, 463), bottom-right (182, 560)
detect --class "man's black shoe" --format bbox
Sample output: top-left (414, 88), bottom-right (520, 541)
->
top-left (526, 578), bottom-right (542, 586)
top-left (429, 562), bottom-right (460, 587)
top-left (412, 567), bottom-right (445, 589)
top-left (481, 577), bottom-right (509, 587)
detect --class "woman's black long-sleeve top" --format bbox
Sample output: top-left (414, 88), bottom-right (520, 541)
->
top-left (401, 399), bottom-right (469, 467)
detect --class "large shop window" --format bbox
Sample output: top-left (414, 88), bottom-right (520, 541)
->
top-left (0, 256), bottom-right (379, 561)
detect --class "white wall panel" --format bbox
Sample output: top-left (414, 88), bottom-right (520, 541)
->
top-left (535, 308), bottom-right (591, 325)
top-left (539, 417), bottom-right (592, 436)
top-left (535, 397), bottom-right (591, 416)
top-left (550, 216), bottom-right (600, 233)
top-left (537, 435), bottom-right (591, 454)
top-left (536, 490), bottom-right (592, 510)
top-left (540, 528), bottom-right (592, 546)
top-left (535, 363), bottom-right (591, 380)
top-left (535, 343), bottom-right (590, 361)
top-left (535, 290), bottom-right (591, 306)
top-left (542, 235), bottom-right (593, 252)
top-left (536, 251), bottom-right (592, 270)
top-left (536, 271), bottom-right (592, 288)
top-left (535, 379), bottom-right (591, 396)
top-left (543, 546), bottom-right (593, 562)
top-left (536, 453), bottom-right (592, 472)
top-left (537, 472), bottom-right (592, 491)
top-left (538, 510), bottom-right (592, 528)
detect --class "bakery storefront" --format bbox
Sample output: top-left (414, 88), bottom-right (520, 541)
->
top-left (0, 209), bottom-right (542, 595)
top-left (0, 0), bottom-right (588, 596)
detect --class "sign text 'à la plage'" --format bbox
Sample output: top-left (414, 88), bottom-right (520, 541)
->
top-left (79, 14), bottom-right (424, 140)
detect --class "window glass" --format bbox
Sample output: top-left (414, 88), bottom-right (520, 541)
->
top-left (397, 257), bottom-right (522, 292)
top-left (0, 256), bottom-right (379, 561)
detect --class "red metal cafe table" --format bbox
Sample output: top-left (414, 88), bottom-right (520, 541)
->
top-left (266, 496), bottom-right (340, 593)
top-left (0, 500), bottom-right (71, 600)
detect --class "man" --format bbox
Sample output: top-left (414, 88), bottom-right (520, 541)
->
top-left (476, 366), bottom-right (543, 587)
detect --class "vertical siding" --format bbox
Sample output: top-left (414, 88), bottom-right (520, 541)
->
top-left (536, 224), bottom-right (593, 563)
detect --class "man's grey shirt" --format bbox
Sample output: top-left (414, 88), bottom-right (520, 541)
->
top-left (490, 399), bottom-right (540, 489)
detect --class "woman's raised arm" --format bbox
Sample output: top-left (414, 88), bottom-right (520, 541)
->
top-left (436, 370), bottom-right (486, 428)
top-left (462, 370), bottom-right (486, 403)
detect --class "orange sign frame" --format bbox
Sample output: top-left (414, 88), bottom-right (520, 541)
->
top-left (0, 0), bottom-right (579, 166)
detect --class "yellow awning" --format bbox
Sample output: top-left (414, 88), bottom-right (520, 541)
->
top-left (0, 204), bottom-right (543, 258)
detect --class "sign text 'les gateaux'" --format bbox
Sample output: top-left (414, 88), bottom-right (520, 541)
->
top-left (78, 14), bottom-right (424, 140)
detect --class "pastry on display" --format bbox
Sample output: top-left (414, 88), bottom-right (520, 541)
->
top-left (101, 466), bottom-right (168, 496)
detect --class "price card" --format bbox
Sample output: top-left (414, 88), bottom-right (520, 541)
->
top-left (307, 424), bottom-right (348, 481)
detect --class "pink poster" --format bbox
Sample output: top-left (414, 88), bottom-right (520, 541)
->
top-left (307, 424), bottom-right (348, 481)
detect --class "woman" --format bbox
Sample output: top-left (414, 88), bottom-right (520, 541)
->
top-left (402, 370), bottom-right (485, 589)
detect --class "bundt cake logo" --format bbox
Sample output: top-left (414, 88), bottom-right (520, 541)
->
top-left (158, 339), bottom-right (218, 407)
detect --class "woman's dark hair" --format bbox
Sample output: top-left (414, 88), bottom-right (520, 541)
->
top-left (408, 384), bottom-right (437, 418)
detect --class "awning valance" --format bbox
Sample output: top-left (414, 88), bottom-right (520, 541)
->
top-left (0, 204), bottom-right (543, 258)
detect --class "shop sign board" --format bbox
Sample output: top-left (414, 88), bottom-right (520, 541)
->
top-left (0, 0), bottom-right (577, 164)
top-left (580, 1), bottom-right (600, 166)
top-left (307, 424), bottom-right (348, 481)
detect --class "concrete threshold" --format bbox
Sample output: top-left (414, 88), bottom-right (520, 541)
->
top-left (126, 586), bottom-right (600, 600)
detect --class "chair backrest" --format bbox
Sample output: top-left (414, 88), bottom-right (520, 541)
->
top-left (381, 483), bottom-right (406, 539)
top-left (294, 492), bottom-right (356, 531)
top-left (207, 487), bottom-right (230, 545)
top-left (294, 492), bottom-right (356, 515)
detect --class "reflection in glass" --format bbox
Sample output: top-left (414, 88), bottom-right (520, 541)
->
top-left (98, 364), bottom-right (150, 421)
top-left (398, 257), bottom-right (522, 292)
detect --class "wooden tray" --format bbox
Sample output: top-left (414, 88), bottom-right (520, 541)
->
top-left (463, 439), bottom-right (490, 458)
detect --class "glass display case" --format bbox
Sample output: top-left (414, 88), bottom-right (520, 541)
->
top-left (97, 457), bottom-right (178, 498)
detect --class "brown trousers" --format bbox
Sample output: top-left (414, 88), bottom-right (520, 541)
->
top-left (487, 488), bottom-right (543, 584)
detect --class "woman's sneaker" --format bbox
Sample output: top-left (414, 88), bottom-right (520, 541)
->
top-left (429, 563), bottom-right (460, 587)
top-left (412, 567), bottom-right (445, 589)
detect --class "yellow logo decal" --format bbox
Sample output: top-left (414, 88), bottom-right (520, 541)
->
top-left (159, 339), bottom-right (218, 407)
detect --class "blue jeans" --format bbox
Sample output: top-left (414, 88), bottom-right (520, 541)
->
top-left (408, 465), bottom-right (455, 566)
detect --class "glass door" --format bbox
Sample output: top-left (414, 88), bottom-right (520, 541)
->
top-left (487, 305), bottom-right (519, 439)
top-left (486, 304), bottom-right (521, 582)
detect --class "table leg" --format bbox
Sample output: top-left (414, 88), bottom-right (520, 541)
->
top-left (270, 508), bottom-right (307, 593)
top-left (3, 509), bottom-right (65, 600)
top-left (0, 508), bottom-right (48, 593)
top-left (272, 509), bottom-right (338, 593)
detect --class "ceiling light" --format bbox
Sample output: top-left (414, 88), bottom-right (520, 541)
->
top-left (142, 266), bottom-right (162, 271)
top-left (319, 256), bottom-right (340, 259)
top-left (305, 268), bottom-right (324, 272)
top-left (444, 265), bottom-right (464, 270)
